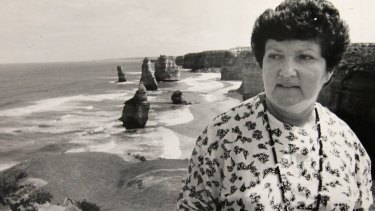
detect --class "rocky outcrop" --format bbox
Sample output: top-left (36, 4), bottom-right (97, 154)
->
top-left (221, 66), bottom-right (242, 80)
top-left (318, 43), bottom-right (375, 172)
top-left (120, 82), bottom-right (150, 129)
top-left (117, 66), bottom-right (126, 82)
top-left (175, 56), bottom-right (184, 66)
top-left (221, 50), bottom-right (253, 81)
top-left (229, 46), bottom-right (252, 57)
top-left (182, 50), bottom-right (235, 71)
top-left (171, 91), bottom-right (190, 105)
top-left (237, 51), bottom-right (263, 100)
top-left (140, 57), bottom-right (158, 91)
top-left (154, 55), bottom-right (180, 81)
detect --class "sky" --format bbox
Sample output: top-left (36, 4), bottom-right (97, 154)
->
top-left (1, 0), bottom-right (374, 64)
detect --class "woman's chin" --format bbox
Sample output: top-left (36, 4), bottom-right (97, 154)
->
top-left (269, 97), bottom-right (308, 111)
top-left (271, 96), bottom-right (300, 107)
top-left (275, 101), bottom-right (299, 109)
top-left (270, 97), bottom-right (316, 114)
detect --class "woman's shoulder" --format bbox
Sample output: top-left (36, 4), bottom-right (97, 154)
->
top-left (316, 103), bottom-right (356, 136)
top-left (198, 94), bottom-right (267, 158)
top-left (315, 103), bottom-right (368, 155)
top-left (210, 93), bottom-right (265, 127)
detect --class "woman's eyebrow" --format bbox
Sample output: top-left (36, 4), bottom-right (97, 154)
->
top-left (265, 47), bottom-right (282, 52)
top-left (296, 48), bottom-right (319, 54)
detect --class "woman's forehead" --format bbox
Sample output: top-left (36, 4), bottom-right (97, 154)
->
top-left (264, 39), bottom-right (322, 53)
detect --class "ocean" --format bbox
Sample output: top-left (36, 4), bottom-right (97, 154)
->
top-left (0, 58), bottom-right (242, 171)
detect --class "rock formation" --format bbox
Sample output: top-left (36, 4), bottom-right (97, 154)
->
top-left (120, 82), bottom-right (150, 129)
top-left (182, 50), bottom-right (235, 71)
top-left (236, 51), bottom-right (264, 100)
top-left (171, 90), bottom-right (190, 105)
top-left (221, 50), bottom-right (253, 81)
top-left (140, 57), bottom-right (158, 90)
top-left (154, 55), bottom-right (180, 81)
top-left (117, 65), bottom-right (126, 82)
top-left (175, 56), bottom-right (184, 66)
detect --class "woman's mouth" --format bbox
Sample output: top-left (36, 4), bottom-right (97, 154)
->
top-left (277, 84), bottom-right (299, 88)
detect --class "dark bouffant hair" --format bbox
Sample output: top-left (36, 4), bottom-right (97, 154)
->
top-left (251, 0), bottom-right (350, 72)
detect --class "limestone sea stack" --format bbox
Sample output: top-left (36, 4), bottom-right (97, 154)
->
top-left (154, 55), bottom-right (180, 81)
top-left (140, 57), bottom-right (158, 90)
top-left (120, 81), bottom-right (150, 129)
top-left (238, 51), bottom-right (264, 100)
top-left (117, 65), bottom-right (126, 82)
top-left (171, 90), bottom-right (190, 105)
top-left (221, 50), bottom-right (252, 81)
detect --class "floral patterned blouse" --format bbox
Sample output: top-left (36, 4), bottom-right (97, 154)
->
top-left (177, 93), bottom-right (373, 210)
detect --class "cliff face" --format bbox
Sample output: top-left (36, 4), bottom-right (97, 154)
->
top-left (221, 50), bottom-right (261, 82)
top-left (317, 43), bottom-right (375, 167)
top-left (238, 51), bottom-right (263, 99)
top-left (175, 56), bottom-right (184, 66)
top-left (182, 50), bottom-right (235, 70)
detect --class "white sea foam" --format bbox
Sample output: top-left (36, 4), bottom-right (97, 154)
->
top-left (200, 93), bottom-right (217, 102)
top-left (200, 81), bottom-right (241, 102)
top-left (181, 73), bottom-right (223, 92)
top-left (125, 72), bottom-right (141, 75)
top-left (66, 127), bottom-right (182, 159)
top-left (0, 93), bottom-right (130, 117)
top-left (67, 141), bottom-right (119, 153)
top-left (147, 96), bottom-right (157, 101)
top-left (159, 128), bottom-right (181, 159)
top-left (109, 81), bottom-right (137, 85)
top-left (183, 73), bottom-right (221, 81)
top-left (155, 106), bottom-right (194, 126)
top-left (84, 106), bottom-right (94, 110)
top-left (0, 109), bottom-right (123, 135)
top-left (175, 132), bottom-right (196, 159)
top-left (146, 120), bottom-right (158, 126)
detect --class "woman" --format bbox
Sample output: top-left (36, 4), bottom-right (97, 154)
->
top-left (177, 0), bottom-right (373, 210)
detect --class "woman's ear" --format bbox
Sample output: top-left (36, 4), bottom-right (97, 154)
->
top-left (327, 70), bottom-right (334, 82)
top-left (323, 70), bottom-right (335, 86)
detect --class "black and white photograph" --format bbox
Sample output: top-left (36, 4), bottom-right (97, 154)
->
top-left (0, 0), bottom-right (374, 210)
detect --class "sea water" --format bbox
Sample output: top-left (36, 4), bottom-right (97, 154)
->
top-left (0, 58), bottom-right (241, 171)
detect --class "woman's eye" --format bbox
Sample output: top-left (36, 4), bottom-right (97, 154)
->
top-left (267, 53), bottom-right (283, 60)
top-left (298, 54), bottom-right (314, 61)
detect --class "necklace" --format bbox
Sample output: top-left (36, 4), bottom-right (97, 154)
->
top-left (262, 101), bottom-right (323, 211)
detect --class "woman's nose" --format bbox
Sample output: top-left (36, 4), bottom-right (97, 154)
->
top-left (278, 58), bottom-right (297, 78)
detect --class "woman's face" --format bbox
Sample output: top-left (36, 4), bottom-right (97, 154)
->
top-left (262, 39), bottom-right (333, 113)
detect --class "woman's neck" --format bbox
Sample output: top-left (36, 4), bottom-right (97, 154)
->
top-left (265, 98), bottom-right (315, 127)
